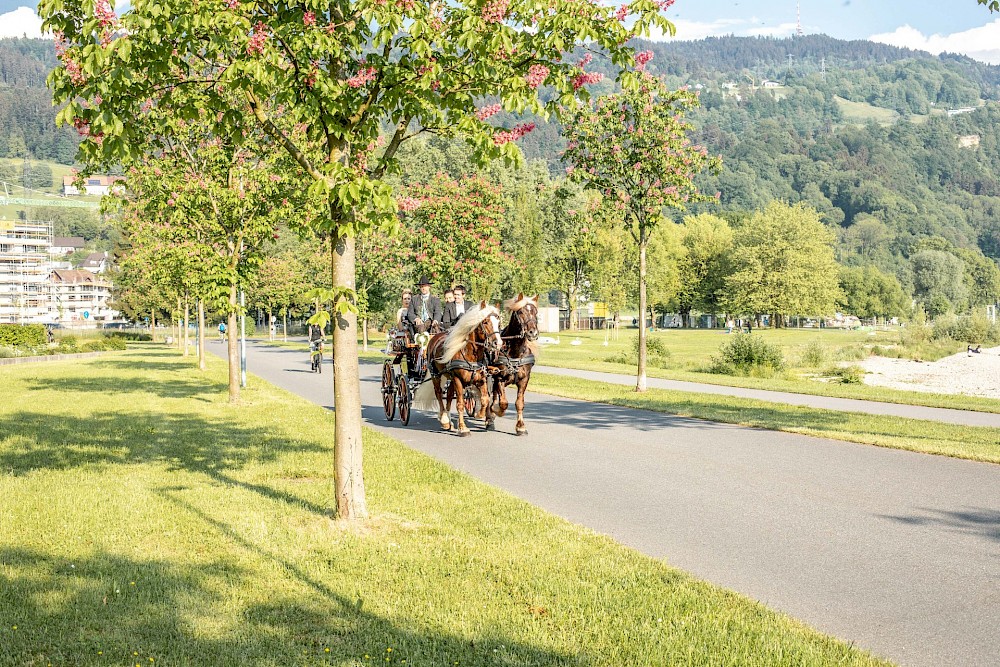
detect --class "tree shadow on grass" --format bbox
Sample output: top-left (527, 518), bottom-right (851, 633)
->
top-left (0, 410), bottom-right (334, 518)
top-left (0, 540), bottom-right (581, 666)
top-left (28, 374), bottom-right (225, 400)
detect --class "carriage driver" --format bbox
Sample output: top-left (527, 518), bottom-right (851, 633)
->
top-left (405, 276), bottom-right (443, 335)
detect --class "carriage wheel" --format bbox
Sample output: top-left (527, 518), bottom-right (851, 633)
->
top-left (381, 360), bottom-right (396, 421)
top-left (464, 386), bottom-right (477, 418)
top-left (398, 375), bottom-right (412, 426)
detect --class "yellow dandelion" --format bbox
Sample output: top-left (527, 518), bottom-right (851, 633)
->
top-left (98, 652), bottom-right (103, 656)
top-left (325, 648), bottom-right (330, 653)
top-left (387, 648), bottom-right (392, 652)
top-left (134, 652), bottom-right (139, 656)
top-left (11, 626), bottom-right (16, 630)
top-left (130, 582), bottom-right (136, 586)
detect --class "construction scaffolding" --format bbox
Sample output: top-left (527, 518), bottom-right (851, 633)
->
top-left (0, 220), bottom-right (53, 324)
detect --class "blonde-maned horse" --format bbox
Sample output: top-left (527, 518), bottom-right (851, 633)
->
top-left (416, 301), bottom-right (503, 436)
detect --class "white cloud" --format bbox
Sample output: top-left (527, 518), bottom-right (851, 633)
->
top-left (869, 19), bottom-right (1000, 65)
top-left (0, 7), bottom-right (48, 39)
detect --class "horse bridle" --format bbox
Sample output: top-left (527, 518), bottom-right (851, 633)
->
top-left (505, 304), bottom-right (539, 342)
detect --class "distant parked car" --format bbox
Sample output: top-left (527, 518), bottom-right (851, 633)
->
top-left (101, 322), bottom-right (132, 330)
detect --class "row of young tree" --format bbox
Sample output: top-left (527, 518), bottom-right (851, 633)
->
top-left (42, 0), bottom-right (1000, 524)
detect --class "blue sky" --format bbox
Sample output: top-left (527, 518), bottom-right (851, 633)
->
top-left (3, 1), bottom-right (1000, 63)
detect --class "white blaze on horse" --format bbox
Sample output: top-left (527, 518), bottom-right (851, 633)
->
top-left (414, 301), bottom-right (502, 437)
top-left (487, 293), bottom-right (539, 436)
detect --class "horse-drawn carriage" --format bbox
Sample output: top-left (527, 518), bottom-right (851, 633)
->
top-left (379, 295), bottom-right (539, 436)
top-left (380, 326), bottom-right (479, 426)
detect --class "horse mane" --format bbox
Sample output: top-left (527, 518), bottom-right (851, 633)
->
top-left (504, 295), bottom-right (534, 312)
top-left (437, 304), bottom-right (498, 362)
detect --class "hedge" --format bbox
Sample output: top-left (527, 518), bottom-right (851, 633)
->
top-left (0, 324), bottom-right (46, 349)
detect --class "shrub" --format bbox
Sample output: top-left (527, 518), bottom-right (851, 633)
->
top-left (800, 340), bottom-right (826, 367)
top-left (605, 334), bottom-right (671, 369)
top-left (826, 365), bottom-right (865, 384)
top-left (932, 312), bottom-right (999, 344)
top-left (709, 334), bottom-right (784, 376)
top-left (104, 331), bottom-right (151, 342)
top-left (58, 335), bottom-right (78, 350)
top-left (0, 324), bottom-right (46, 349)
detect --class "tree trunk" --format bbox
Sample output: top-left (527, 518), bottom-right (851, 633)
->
top-left (331, 234), bottom-right (368, 520)
top-left (636, 237), bottom-right (648, 392)
top-left (182, 295), bottom-right (190, 357)
top-left (175, 297), bottom-right (181, 349)
top-left (283, 311), bottom-right (288, 342)
top-left (567, 287), bottom-right (579, 330)
top-left (362, 317), bottom-right (369, 352)
top-left (198, 299), bottom-right (206, 371)
top-left (227, 284), bottom-right (240, 403)
top-left (268, 311), bottom-right (275, 341)
top-left (150, 310), bottom-right (157, 343)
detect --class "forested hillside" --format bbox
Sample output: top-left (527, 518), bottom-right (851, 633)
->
top-left (3, 33), bottom-right (1000, 280)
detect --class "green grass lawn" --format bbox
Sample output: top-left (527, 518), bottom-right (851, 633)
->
top-left (834, 97), bottom-right (899, 125)
top-left (531, 373), bottom-right (1000, 464)
top-left (0, 345), bottom-right (891, 666)
top-left (524, 328), bottom-right (1000, 414)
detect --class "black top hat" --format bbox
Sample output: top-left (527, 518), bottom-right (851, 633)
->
top-left (416, 276), bottom-right (433, 286)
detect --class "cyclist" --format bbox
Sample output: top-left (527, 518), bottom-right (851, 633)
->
top-left (308, 323), bottom-right (325, 373)
top-left (218, 321), bottom-right (227, 342)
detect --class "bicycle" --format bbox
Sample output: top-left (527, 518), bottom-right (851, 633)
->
top-left (310, 341), bottom-right (324, 373)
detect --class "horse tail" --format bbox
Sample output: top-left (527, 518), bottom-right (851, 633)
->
top-left (412, 379), bottom-right (438, 412)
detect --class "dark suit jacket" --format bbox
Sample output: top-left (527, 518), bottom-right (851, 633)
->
top-left (406, 294), bottom-right (443, 326)
top-left (442, 301), bottom-right (471, 330)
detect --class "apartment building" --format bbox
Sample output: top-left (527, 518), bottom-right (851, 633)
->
top-left (48, 268), bottom-right (116, 324)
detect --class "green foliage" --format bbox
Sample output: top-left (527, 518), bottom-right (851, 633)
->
top-left (724, 202), bottom-right (841, 320)
top-left (838, 266), bottom-right (907, 321)
top-left (606, 334), bottom-right (672, 369)
top-left (801, 341), bottom-right (827, 367)
top-left (932, 312), bottom-right (1000, 344)
top-left (825, 365), bottom-right (866, 384)
top-left (103, 331), bottom-right (151, 342)
top-left (911, 250), bottom-right (968, 313)
top-left (404, 175), bottom-right (510, 300)
top-left (710, 334), bottom-right (785, 376)
top-left (0, 324), bottom-right (46, 349)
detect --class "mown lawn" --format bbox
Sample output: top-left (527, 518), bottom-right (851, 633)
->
top-left (531, 373), bottom-right (1000, 464)
top-left (0, 346), bottom-right (890, 666)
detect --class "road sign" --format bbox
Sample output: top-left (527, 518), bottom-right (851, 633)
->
top-left (83, 311), bottom-right (90, 319)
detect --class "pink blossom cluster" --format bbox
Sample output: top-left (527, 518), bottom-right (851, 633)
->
top-left (303, 10), bottom-right (316, 26)
top-left (481, 0), bottom-right (510, 24)
top-left (347, 66), bottom-right (377, 88)
top-left (615, 4), bottom-right (628, 21)
top-left (656, 0), bottom-right (674, 9)
top-left (398, 196), bottom-right (421, 212)
top-left (247, 22), bottom-right (269, 55)
top-left (94, 0), bottom-right (117, 28)
top-left (524, 64), bottom-right (549, 89)
top-left (571, 71), bottom-right (603, 90)
top-left (493, 122), bottom-right (535, 146)
top-left (225, 0), bottom-right (239, 8)
top-left (635, 50), bottom-right (653, 71)
top-left (476, 103), bottom-right (502, 120)
top-left (396, 0), bottom-right (415, 11)
top-left (577, 53), bottom-right (592, 68)
top-left (55, 33), bottom-right (87, 85)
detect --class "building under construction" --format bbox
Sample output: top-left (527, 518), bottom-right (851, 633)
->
top-left (0, 219), bottom-right (54, 324)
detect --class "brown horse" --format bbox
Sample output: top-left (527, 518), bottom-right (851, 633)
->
top-left (487, 294), bottom-right (539, 435)
top-left (418, 301), bottom-right (502, 436)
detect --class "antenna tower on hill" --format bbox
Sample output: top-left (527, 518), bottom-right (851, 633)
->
top-left (796, 1), bottom-right (803, 36)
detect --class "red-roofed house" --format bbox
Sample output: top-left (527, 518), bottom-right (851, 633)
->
top-left (48, 269), bottom-right (117, 324)
top-left (63, 175), bottom-right (124, 196)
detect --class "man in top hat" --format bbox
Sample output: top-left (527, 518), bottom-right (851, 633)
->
top-left (405, 276), bottom-right (443, 334)
top-left (441, 284), bottom-right (470, 331)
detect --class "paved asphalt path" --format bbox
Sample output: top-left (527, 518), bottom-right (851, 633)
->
top-left (211, 340), bottom-right (1000, 667)
top-left (537, 366), bottom-right (1000, 428)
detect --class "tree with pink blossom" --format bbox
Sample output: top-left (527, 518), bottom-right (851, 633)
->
top-left (563, 72), bottom-right (721, 391)
top-left (41, 0), bottom-right (674, 520)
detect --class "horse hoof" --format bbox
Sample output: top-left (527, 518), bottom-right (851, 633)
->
top-left (441, 423), bottom-right (452, 431)
top-left (459, 430), bottom-right (471, 438)
top-left (485, 422), bottom-right (495, 431)
top-left (516, 429), bottom-right (528, 436)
